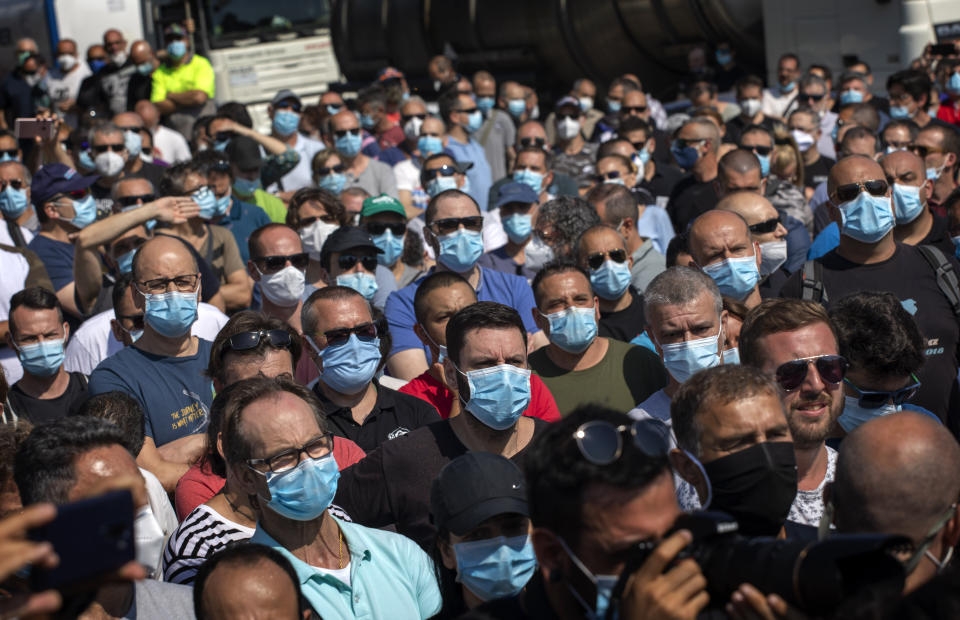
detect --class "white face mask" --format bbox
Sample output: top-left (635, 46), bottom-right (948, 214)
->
top-left (556, 117), bottom-right (580, 141)
top-left (257, 264), bottom-right (305, 307)
top-left (134, 505), bottom-right (165, 577)
top-left (57, 54), bottom-right (78, 72)
top-left (403, 116), bottom-right (424, 141)
top-left (524, 235), bottom-right (555, 272)
top-left (791, 129), bottom-right (815, 152)
top-left (740, 98), bottom-right (762, 118)
top-left (299, 219), bottom-right (339, 260)
top-left (110, 50), bottom-right (128, 66)
top-left (758, 239), bottom-right (788, 276)
top-left (95, 150), bottom-right (126, 177)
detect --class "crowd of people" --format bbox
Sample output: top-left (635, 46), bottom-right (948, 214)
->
top-left (0, 22), bottom-right (959, 619)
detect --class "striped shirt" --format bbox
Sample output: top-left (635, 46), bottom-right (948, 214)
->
top-left (162, 504), bottom-right (254, 584)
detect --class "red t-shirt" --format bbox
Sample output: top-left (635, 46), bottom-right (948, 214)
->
top-left (398, 370), bottom-right (561, 422)
top-left (173, 436), bottom-right (367, 521)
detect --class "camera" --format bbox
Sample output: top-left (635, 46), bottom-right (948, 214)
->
top-left (607, 511), bottom-right (911, 617)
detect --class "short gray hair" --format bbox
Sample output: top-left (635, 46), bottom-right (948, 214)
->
top-left (111, 176), bottom-right (156, 202)
top-left (0, 160), bottom-right (30, 186)
top-left (643, 266), bottom-right (722, 324)
top-left (800, 74), bottom-right (827, 93)
top-left (89, 122), bottom-right (124, 145)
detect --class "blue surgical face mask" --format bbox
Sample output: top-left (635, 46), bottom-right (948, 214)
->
top-left (326, 104), bottom-right (343, 117)
top-left (757, 153), bottom-right (771, 178)
top-left (892, 183), bottom-right (924, 225)
top-left (233, 176), bottom-right (261, 197)
top-left (780, 80), bottom-right (797, 94)
top-left (507, 99), bottom-right (526, 119)
top-left (465, 110), bottom-right (484, 133)
top-left (273, 109), bottom-right (300, 137)
top-left (502, 213), bottom-right (533, 244)
top-left (671, 140), bottom-right (701, 170)
top-left (335, 132), bottom-right (363, 157)
top-left (457, 363), bottom-right (531, 430)
top-left (142, 290), bottom-right (198, 338)
top-left (723, 347), bottom-right (740, 365)
top-left (318, 172), bottom-right (346, 195)
top-left (542, 305), bottom-right (597, 354)
top-left (589, 259), bottom-right (632, 300)
top-left (454, 535), bottom-right (537, 602)
top-left (123, 130), bottom-right (142, 158)
top-left (427, 175), bottom-right (459, 198)
top-left (702, 253), bottom-right (760, 300)
top-left (214, 193), bottom-right (231, 217)
top-left (311, 333), bottom-right (382, 395)
top-left (166, 40), bottom-right (187, 60)
top-left (927, 163), bottom-right (946, 182)
top-left (889, 105), bottom-right (912, 120)
top-left (840, 89), bottom-right (864, 105)
top-left (837, 395), bottom-right (900, 433)
top-left (16, 338), bottom-right (65, 377)
top-left (262, 454), bottom-right (340, 521)
top-left (137, 61), bottom-right (153, 76)
top-left (0, 185), bottom-right (28, 218)
top-left (89, 59), bottom-right (107, 74)
top-left (336, 272), bottom-right (378, 301)
top-left (192, 186), bottom-right (217, 220)
top-left (949, 72), bottom-right (960, 94)
top-left (716, 50), bottom-right (732, 66)
top-left (121, 204), bottom-right (156, 232)
top-left (66, 195), bottom-right (97, 229)
top-left (0, 151), bottom-right (17, 163)
top-left (417, 135), bottom-right (443, 157)
top-left (513, 169), bottom-right (543, 194)
top-left (657, 327), bottom-right (723, 383)
top-left (607, 100), bottom-right (621, 114)
top-left (476, 96), bottom-right (495, 114)
top-left (437, 228), bottom-right (483, 273)
top-left (373, 229), bottom-right (404, 266)
top-left (838, 191), bottom-right (894, 243)
top-left (115, 248), bottom-right (136, 274)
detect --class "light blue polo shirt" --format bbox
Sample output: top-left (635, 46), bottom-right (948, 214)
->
top-left (250, 517), bottom-right (441, 620)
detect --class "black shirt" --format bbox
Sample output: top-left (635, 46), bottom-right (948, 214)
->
top-left (334, 417), bottom-right (549, 551)
top-left (758, 267), bottom-right (790, 299)
top-left (639, 163), bottom-right (684, 204)
top-left (462, 571), bottom-right (560, 620)
top-left (921, 214), bottom-right (955, 257)
top-left (725, 115), bottom-right (777, 146)
top-left (7, 372), bottom-right (88, 425)
top-left (312, 379), bottom-right (440, 453)
top-left (779, 244), bottom-right (960, 422)
top-left (667, 173), bottom-right (719, 232)
top-left (803, 155), bottom-right (835, 190)
top-left (598, 286), bottom-right (646, 342)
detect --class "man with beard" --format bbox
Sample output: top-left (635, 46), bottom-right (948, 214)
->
top-left (739, 298), bottom-right (846, 528)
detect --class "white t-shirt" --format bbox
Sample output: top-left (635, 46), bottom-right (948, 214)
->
top-left (312, 562), bottom-right (352, 587)
top-left (64, 303), bottom-right (229, 375)
top-left (152, 125), bottom-right (192, 164)
top-left (0, 248), bottom-right (31, 385)
top-left (0, 223), bottom-right (35, 247)
top-left (276, 134), bottom-right (326, 193)
top-left (394, 158), bottom-right (420, 192)
top-left (46, 63), bottom-right (92, 105)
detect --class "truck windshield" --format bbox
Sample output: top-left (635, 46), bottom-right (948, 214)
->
top-left (203, 0), bottom-right (331, 44)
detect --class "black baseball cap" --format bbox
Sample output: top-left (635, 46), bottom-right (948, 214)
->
top-left (224, 135), bottom-right (262, 170)
top-left (320, 226), bottom-right (383, 262)
top-left (430, 452), bottom-right (529, 536)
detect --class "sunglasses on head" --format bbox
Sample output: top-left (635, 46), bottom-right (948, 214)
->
top-left (333, 128), bottom-right (361, 139)
top-left (224, 329), bottom-right (292, 357)
top-left (321, 322), bottom-right (378, 347)
top-left (93, 143), bottom-right (125, 153)
top-left (365, 221), bottom-right (405, 236)
top-left (316, 164), bottom-right (344, 176)
top-left (775, 355), bottom-right (848, 391)
top-left (586, 248), bottom-right (627, 270)
top-left (749, 215), bottom-right (781, 234)
top-left (431, 216), bottom-right (484, 235)
top-left (573, 419), bottom-right (670, 465)
top-left (116, 194), bottom-right (156, 208)
top-left (0, 179), bottom-right (24, 191)
top-left (519, 137), bottom-right (546, 149)
top-left (844, 374), bottom-right (921, 409)
top-left (338, 254), bottom-right (378, 272)
top-left (834, 179), bottom-right (888, 203)
top-left (254, 253), bottom-right (309, 273)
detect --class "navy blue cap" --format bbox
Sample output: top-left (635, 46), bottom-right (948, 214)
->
top-left (320, 225), bottom-right (383, 261)
top-left (495, 181), bottom-right (538, 208)
top-left (430, 452), bottom-right (529, 536)
top-left (31, 163), bottom-right (98, 207)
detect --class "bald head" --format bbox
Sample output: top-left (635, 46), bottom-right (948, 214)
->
top-left (687, 210), bottom-right (752, 266)
top-left (135, 101), bottom-right (160, 129)
top-left (130, 40), bottom-right (153, 65)
top-left (827, 155), bottom-right (885, 198)
top-left (132, 235), bottom-right (198, 282)
top-left (834, 412), bottom-right (960, 541)
top-left (717, 192), bottom-right (776, 222)
top-left (719, 149), bottom-right (762, 176)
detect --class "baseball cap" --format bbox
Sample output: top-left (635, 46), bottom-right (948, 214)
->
top-left (271, 89), bottom-right (301, 107)
top-left (495, 182), bottom-right (538, 209)
top-left (31, 163), bottom-right (98, 207)
top-left (377, 67), bottom-right (405, 82)
top-left (225, 136), bottom-right (263, 170)
top-left (430, 452), bottom-right (529, 536)
top-left (555, 96), bottom-right (580, 110)
top-left (163, 24), bottom-right (187, 38)
top-left (320, 226), bottom-right (384, 262)
top-left (361, 194), bottom-right (406, 219)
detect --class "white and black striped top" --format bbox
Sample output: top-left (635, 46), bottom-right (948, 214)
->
top-left (162, 504), bottom-right (254, 585)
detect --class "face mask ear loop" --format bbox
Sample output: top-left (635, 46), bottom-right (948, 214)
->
top-left (681, 449), bottom-right (712, 509)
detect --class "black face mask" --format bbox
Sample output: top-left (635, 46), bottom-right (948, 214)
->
top-left (703, 441), bottom-right (798, 537)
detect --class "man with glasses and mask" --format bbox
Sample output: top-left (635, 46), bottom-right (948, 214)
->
top-left (0, 159), bottom-right (38, 248)
top-left (86, 123), bottom-right (136, 214)
top-left (247, 223), bottom-right (310, 332)
top-left (385, 189), bottom-right (542, 381)
top-left (576, 225), bottom-right (646, 342)
top-left (440, 89), bottom-right (492, 207)
top-left (667, 118), bottom-right (721, 232)
top-left (324, 109), bottom-right (397, 198)
top-left (739, 299), bottom-right (846, 529)
top-left (781, 155), bottom-right (960, 425)
top-left (797, 74), bottom-right (838, 160)
top-left (687, 209), bottom-right (764, 310)
top-left (319, 226), bottom-right (397, 311)
top-left (89, 235), bottom-right (215, 491)
top-left (912, 125), bottom-right (960, 219)
top-left (716, 192), bottom-right (792, 298)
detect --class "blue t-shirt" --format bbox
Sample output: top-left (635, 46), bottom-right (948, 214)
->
top-left (385, 266), bottom-right (540, 360)
top-left (27, 234), bottom-right (74, 291)
top-left (807, 222), bottom-right (840, 262)
top-left (220, 197), bottom-right (272, 264)
top-left (88, 339), bottom-right (214, 447)
top-left (444, 137), bottom-right (492, 209)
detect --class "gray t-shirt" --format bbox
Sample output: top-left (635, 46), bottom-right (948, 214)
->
top-left (123, 580), bottom-right (196, 619)
top-left (347, 159), bottom-right (399, 198)
top-left (476, 109), bottom-right (515, 182)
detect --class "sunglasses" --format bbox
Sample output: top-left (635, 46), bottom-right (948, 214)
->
top-left (0, 179), bottom-right (24, 191)
top-left (365, 222), bottom-right (405, 236)
top-left (116, 194), bottom-right (156, 207)
top-left (586, 248), bottom-right (627, 270)
top-left (844, 374), bottom-right (921, 409)
top-left (590, 171), bottom-right (623, 184)
top-left (333, 128), bottom-right (362, 139)
top-left (909, 144), bottom-right (944, 158)
top-left (275, 101), bottom-right (302, 113)
top-left (749, 215), bottom-right (781, 234)
top-left (630, 141), bottom-right (648, 151)
top-left (622, 105), bottom-right (647, 114)
top-left (298, 214), bottom-right (339, 228)
top-left (93, 143), bottom-right (125, 153)
top-left (338, 254), bottom-right (378, 272)
top-left (322, 321), bottom-right (378, 347)
top-left (214, 131), bottom-right (234, 143)
top-left (224, 329), bottom-right (292, 357)
top-left (800, 92), bottom-right (825, 102)
top-left (834, 179), bottom-right (888, 203)
top-left (422, 165), bottom-right (458, 181)
top-left (457, 107), bottom-right (479, 114)
top-left (431, 216), bottom-right (484, 235)
top-left (573, 419), bottom-right (670, 466)
top-left (557, 112), bottom-right (580, 121)
top-left (518, 137), bottom-right (546, 149)
top-left (742, 144), bottom-right (773, 156)
top-left (316, 164), bottom-right (345, 176)
top-left (253, 253), bottom-right (309, 273)
top-left (402, 113), bottom-right (426, 123)
top-left (775, 355), bottom-right (848, 392)
top-left (116, 125), bottom-right (141, 134)
top-left (674, 138), bottom-right (706, 149)
top-left (0, 149), bottom-right (19, 159)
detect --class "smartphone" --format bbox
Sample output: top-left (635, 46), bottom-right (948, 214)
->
top-left (930, 43), bottom-right (958, 57)
top-left (28, 490), bottom-right (135, 592)
top-left (14, 117), bottom-right (57, 140)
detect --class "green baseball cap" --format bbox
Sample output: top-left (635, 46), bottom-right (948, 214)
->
top-left (361, 194), bottom-right (406, 219)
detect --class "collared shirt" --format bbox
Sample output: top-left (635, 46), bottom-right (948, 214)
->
top-left (251, 516), bottom-right (442, 620)
top-left (312, 379), bottom-right (440, 453)
top-left (218, 197), bottom-right (272, 263)
top-left (444, 136), bottom-right (492, 207)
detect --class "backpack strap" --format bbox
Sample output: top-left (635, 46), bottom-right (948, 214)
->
top-left (916, 245), bottom-right (960, 320)
top-left (800, 260), bottom-right (827, 304)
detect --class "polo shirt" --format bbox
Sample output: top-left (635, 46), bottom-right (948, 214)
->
top-left (444, 136), bottom-right (492, 208)
top-left (150, 54), bottom-right (215, 103)
top-left (312, 379), bottom-right (441, 453)
top-left (251, 517), bottom-right (441, 620)
top-left (216, 197), bottom-right (272, 263)
top-left (398, 369), bottom-right (561, 421)
top-left (384, 266), bottom-right (540, 361)
top-left (478, 245), bottom-right (537, 281)
top-left (629, 240), bottom-right (666, 294)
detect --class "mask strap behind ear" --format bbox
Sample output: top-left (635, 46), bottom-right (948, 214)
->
top-left (681, 449), bottom-right (712, 509)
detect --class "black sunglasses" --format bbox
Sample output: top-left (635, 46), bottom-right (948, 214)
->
top-left (224, 329), bottom-right (292, 357)
top-left (749, 215), bottom-right (781, 234)
top-left (275, 101), bottom-right (302, 113)
top-left (214, 131), bottom-right (234, 143)
top-left (333, 128), bottom-right (362, 139)
top-left (431, 216), bottom-right (484, 235)
top-left (775, 355), bottom-right (848, 392)
top-left (322, 322), bottom-right (378, 347)
top-left (834, 179), bottom-right (888, 203)
top-left (622, 105), bottom-right (647, 114)
top-left (557, 112), bottom-right (580, 121)
top-left (93, 143), bottom-right (125, 153)
top-left (590, 171), bottom-right (623, 184)
top-left (422, 165), bottom-right (458, 181)
top-left (0, 179), bottom-right (24, 191)
top-left (0, 149), bottom-right (19, 159)
top-left (253, 253), bottom-right (309, 273)
top-left (298, 215), bottom-right (339, 228)
top-left (674, 138), bottom-right (706, 149)
top-left (800, 92), bottom-right (825, 102)
top-left (365, 222), bottom-right (405, 236)
top-left (909, 144), bottom-right (944, 159)
top-left (457, 107), bottom-right (479, 114)
top-left (742, 144), bottom-right (773, 156)
top-left (117, 194), bottom-right (156, 207)
top-left (573, 419), bottom-right (670, 465)
top-left (518, 137), bottom-right (547, 149)
top-left (316, 164), bottom-right (345, 176)
top-left (844, 374), bottom-right (921, 410)
top-left (402, 113), bottom-right (426, 123)
top-left (586, 248), bottom-right (627, 270)
top-left (337, 254), bottom-right (378, 272)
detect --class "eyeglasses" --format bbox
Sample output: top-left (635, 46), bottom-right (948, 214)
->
top-left (630, 141), bottom-right (648, 151)
top-left (422, 165), bottom-right (458, 181)
top-left (136, 273), bottom-right (200, 294)
top-left (92, 143), bottom-right (125, 153)
top-left (518, 137), bottom-right (546, 149)
top-left (0, 149), bottom-right (18, 159)
top-left (116, 194), bottom-right (156, 207)
top-left (224, 329), bottom-right (292, 357)
top-left (402, 113), bottom-right (426, 123)
top-left (909, 144), bottom-right (944, 158)
top-left (622, 105), bottom-right (647, 114)
top-left (590, 171), bottom-right (623, 184)
top-left (834, 179), bottom-right (888, 203)
top-left (337, 254), bottom-right (378, 272)
top-left (775, 354), bottom-right (848, 392)
top-left (253, 253), bottom-right (309, 273)
top-left (844, 374), bottom-right (921, 409)
top-left (247, 434), bottom-right (334, 474)
top-left (275, 101), bottom-right (302, 113)
top-left (586, 248), bottom-right (627, 270)
top-left (0, 179), bottom-right (24, 191)
top-left (298, 214), bottom-right (339, 228)
top-left (116, 313), bottom-right (145, 331)
top-left (321, 321), bottom-right (378, 347)
top-left (741, 144), bottom-right (773, 156)
top-left (748, 215), bottom-right (782, 234)
top-left (316, 164), bottom-right (344, 176)
top-left (333, 128), bottom-right (362, 139)
top-left (573, 419), bottom-right (670, 466)
top-left (365, 222), bottom-right (405, 236)
top-left (431, 216), bottom-right (484, 235)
